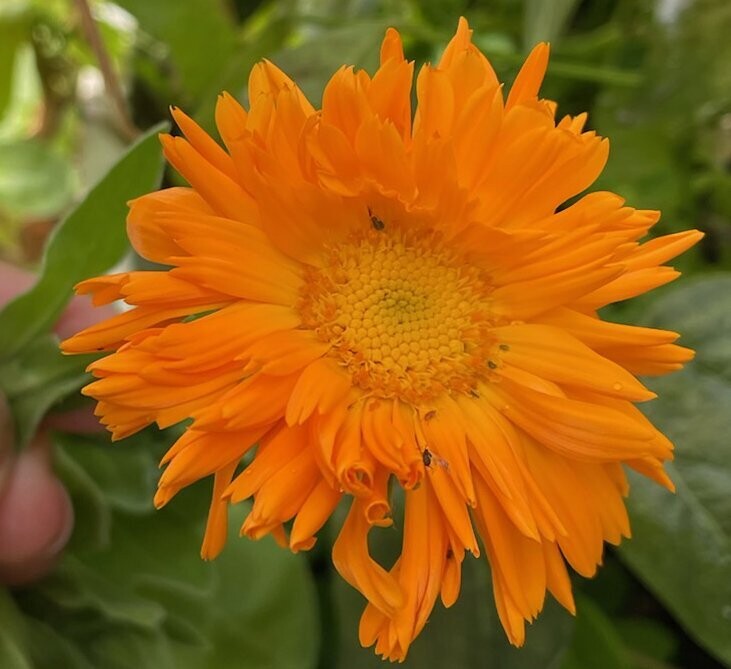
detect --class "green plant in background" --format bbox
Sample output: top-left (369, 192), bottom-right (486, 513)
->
top-left (0, 1), bottom-right (729, 668)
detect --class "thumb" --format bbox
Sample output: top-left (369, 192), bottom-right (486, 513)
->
top-left (0, 401), bottom-right (74, 586)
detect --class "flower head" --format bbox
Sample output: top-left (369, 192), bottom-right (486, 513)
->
top-left (63, 18), bottom-right (702, 661)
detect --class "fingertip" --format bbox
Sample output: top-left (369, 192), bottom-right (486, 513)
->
top-left (0, 438), bottom-right (74, 586)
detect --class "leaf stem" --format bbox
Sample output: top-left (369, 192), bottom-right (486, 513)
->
top-left (73, 0), bottom-right (140, 142)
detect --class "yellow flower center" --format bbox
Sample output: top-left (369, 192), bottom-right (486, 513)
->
top-left (299, 227), bottom-right (496, 404)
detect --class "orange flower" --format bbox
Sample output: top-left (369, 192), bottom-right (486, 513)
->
top-left (63, 18), bottom-right (701, 661)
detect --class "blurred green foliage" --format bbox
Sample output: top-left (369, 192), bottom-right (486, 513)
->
top-left (0, 0), bottom-right (730, 668)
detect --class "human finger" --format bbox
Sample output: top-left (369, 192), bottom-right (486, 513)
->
top-left (0, 431), bottom-right (74, 586)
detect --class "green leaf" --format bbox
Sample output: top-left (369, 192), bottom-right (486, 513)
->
top-left (20, 573), bottom-right (175, 669)
top-left (23, 617), bottom-right (101, 669)
top-left (592, 123), bottom-right (689, 224)
top-left (0, 41), bottom-right (41, 142)
top-left (0, 590), bottom-right (32, 669)
top-left (615, 617), bottom-right (679, 664)
top-left (93, 493), bottom-right (320, 669)
top-left (18, 479), bottom-right (320, 669)
top-left (0, 122), bottom-right (167, 360)
top-left (523, 0), bottom-right (580, 46)
top-left (577, 553), bottom-right (632, 616)
top-left (0, 3), bottom-right (28, 119)
top-left (187, 504), bottom-right (321, 669)
top-left (87, 500), bottom-right (215, 598)
top-left (17, 555), bottom-right (178, 669)
top-left (560, 595), bottom-right (631, 669)
top-left (0, 139), bottom-right (74, 218)
top-left (35, 557), bottom-right (167, 629)
top-left (0, 334), bottom-right (96, 446)
top-left (272, 19), bottom-right (390, 105)
top-left (0, 630), bottom-right (32, 669)
top-left (416, 0), bottom-right (470, 28)
top-left (619, 275), bottom-right (731, 666)
top-left (115, 0), bottom-right (236, 101)
top-left (55, 444), bottom-right (113, 553)
top-left (55, 431), bottom-right (158, 515)
top-left (82, 626), bottom-right (175, 669)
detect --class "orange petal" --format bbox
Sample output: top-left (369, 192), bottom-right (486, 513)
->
top-left (506, 42), bottom-right (550, 110)
top-left (332, 498), bottom-right (403, 616)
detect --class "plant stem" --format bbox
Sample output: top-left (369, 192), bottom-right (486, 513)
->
top-left (73, 0), bottom-right (140, 141)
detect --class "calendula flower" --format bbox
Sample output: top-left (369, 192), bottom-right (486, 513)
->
top-left (62, 18), bottom-right (701, 661)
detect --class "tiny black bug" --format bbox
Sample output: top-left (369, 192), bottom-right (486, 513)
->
top-left (368, 207), bottom-right (385, 231)
top-left (422, 448), bottom-right (433, 467)
top-left (422, 447), bottom-right (449, 470)
top-left (371, 214), bottom-right (385, 231)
